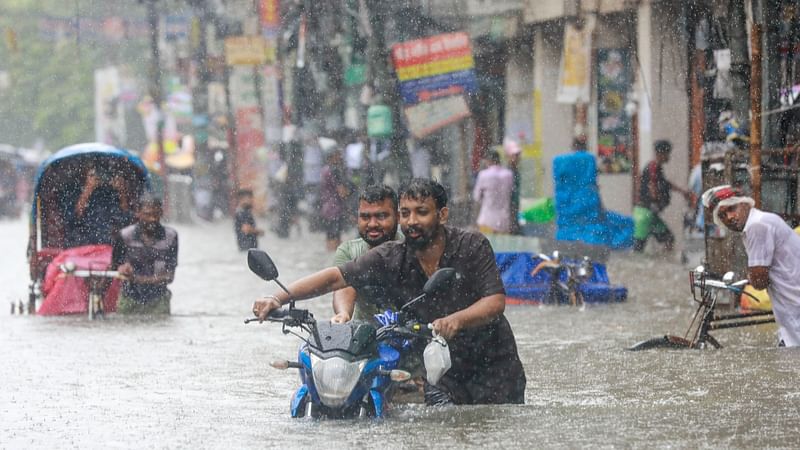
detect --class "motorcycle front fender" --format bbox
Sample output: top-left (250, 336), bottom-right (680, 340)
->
top-left (369, 388), bottom-right (385, 418)
top-left (290, 385), bottom-right (310, 418)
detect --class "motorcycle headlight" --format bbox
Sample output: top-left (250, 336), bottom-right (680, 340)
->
top-left (310, 354), bottom-right (367, 407)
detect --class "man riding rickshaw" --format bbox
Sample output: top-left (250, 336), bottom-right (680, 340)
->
top-left (27, 143), bottom-right (150, 315)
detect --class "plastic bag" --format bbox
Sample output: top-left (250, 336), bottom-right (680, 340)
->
top-left (423, 332), bottom-right (451, 385)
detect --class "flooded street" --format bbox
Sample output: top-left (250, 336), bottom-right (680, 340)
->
top-left (1, 216), bottom-right (798, 449)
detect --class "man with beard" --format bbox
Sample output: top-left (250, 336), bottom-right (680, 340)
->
top-left (331, 185), bottom-right (403, 323)
top-left (703, 185), bottom-right (800, 346)
top-left (112, 195), bottom-right (178, 314)
top-left (253, 178), bottom-right (526, 405)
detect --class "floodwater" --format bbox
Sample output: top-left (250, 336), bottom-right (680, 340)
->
top-left (1, 216), bottom-right (798, 449)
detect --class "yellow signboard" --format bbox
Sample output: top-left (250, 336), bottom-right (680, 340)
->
top-left (225, 36), bottom-right (270, 66)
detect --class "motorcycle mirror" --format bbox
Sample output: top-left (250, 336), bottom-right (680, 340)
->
top-left (248, 249), bottom-right (279, 281)
top-left (722, 271), bottom-right (735, 284)
top-left (695, 265), bottom-right (705, 274)
top-left (423, 268), bottom-right (457, 296)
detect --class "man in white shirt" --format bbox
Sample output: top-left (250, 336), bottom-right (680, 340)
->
top-left (472, 150), bottom-right (514, 234)
top-left (703, 185), bottom-right (800, 346)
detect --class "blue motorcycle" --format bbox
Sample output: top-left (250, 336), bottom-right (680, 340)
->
top-left (245, 249), bottom-right (454, 419)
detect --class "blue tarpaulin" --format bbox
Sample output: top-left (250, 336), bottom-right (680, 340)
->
top-left (495, 252), bottom-right (627, 304)
top-left (552, 152), bottom-right (633, 249)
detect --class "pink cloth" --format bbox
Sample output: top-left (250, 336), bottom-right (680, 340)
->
top-left (38, 245), bottom-right (120, 315)
top-left (473, 165), bottom-right (514, 233)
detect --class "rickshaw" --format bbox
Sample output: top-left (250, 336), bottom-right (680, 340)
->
top-left (26, 143), bottom-right (150, 316)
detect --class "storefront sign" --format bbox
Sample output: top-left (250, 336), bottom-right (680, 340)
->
top-left (466, 0), bottom-right (522, 15)
top-left (261, 65), bottom-right (282, 143)
top-left (392, 32), bottom-right (476, 136)
top-left (596, 48), bottom-right (633, 173)
top-left (391, 32), bottom-right (478, 105)
top-left (229, 66), bottom-right (259, 107)
top-left (94, 66), bottom-right (126, 146)
top-left (165, 15), bottom-right (190, 41)
top-left (259, 0), bottom-right (280, 31)
top-left (234, 106), bottom-right (267, 204)
top-left (404, 95), bottom-right (471, 139)
top-left (225, 36), bottom-right (270, 65)
top-left (556, 22), bottom-right (592, 104)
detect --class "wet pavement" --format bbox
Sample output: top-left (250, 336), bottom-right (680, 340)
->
top-left (1, 215), bottom-right (798, 449)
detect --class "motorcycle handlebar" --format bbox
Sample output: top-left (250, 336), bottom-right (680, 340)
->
top-left (244, 308), bottom-right (313, 325)
top-left (380, 321), bottom-right (435, 339)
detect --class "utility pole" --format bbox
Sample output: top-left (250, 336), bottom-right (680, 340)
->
top-left (145, 0), bottom-right (168, 206)
top-left (189, 0), bottom-right (211, 212)
top-left (363, 0), bottom-right (411, 183)
top-left (750, 23), bottom-right (763, 208)
top-left (728, 0), bottom-right (750, 130)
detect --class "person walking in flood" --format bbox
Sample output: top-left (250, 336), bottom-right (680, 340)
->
top-left (472, 149), bottom-right (514, 234)
top-left (253, 178), bottom-right (526, 405)
top-left (234, 189), bottom-right (263, 251)
top-left (703, 185), bottom-right (800, 347)
top-left (330, 185), bottom-right (403, 323)
top-left (503, 137), bottom-right (523, 235)
top-left (633, 140), bottom-right (690, 252)
top-left (319, 148), bottom-right (352, 251)
top-left (112, 195), bottom-right (178, 315)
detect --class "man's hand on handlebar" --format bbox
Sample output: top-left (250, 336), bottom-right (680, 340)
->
top-left (432, 315), bottom-right (462, 340)
top-left (117, 263), bottom-right (134, 278)
top-left (253, 296), bottom-right (282, 322)
top-left (330, 311), bottom-right (351, 324)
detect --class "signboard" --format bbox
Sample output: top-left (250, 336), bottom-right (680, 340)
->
top-left (261, 65), bottom-right (282, 143)
top-left (165, 15), bottom-right (190, 41)
top-left (234, 106), bottom-right (267, 206)
top-left (391, 32), bottom-right (477, 101)
top-left (596, 48), bottom-right (633, 173)
top-left (229, 66), bottom-right (260, 107)
top-left (556, 22), bottom-right (592, 104)
top-left (259, 0), bottom-right (280, 35)
top-left (466, 0), bottom-right (523, 15)
top-left (391, 32), bottom-right (477, 138)
top-left (225, 36), bottom-right (270, 66)
top-left (404, 96), bottom-right (471, 139)
top-left (94, 66), bottom-right (126, 147)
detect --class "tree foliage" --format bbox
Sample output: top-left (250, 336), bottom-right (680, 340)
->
top-left (0, 1), bottom-right (148, 150)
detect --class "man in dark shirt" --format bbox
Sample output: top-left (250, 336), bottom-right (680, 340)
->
top-left (234, 189), bottom-right (263, 251)
top-left (633, 140), bottom-right (690, 252)
top-left (112, 195), bottom-right (178, 314)
top-left (253, 178), bottom-right (526, 405)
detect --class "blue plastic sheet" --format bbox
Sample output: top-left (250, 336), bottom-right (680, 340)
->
top-left (495, 252), bottom-right (627, 304)
top-left (552, 152), bottom-right (634, 249)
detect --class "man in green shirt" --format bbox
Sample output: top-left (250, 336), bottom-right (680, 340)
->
top-left (331, 185), bottom-right (403, 323)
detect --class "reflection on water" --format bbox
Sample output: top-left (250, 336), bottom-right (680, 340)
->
top-left (1, 218), bottom-right (797, 448)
